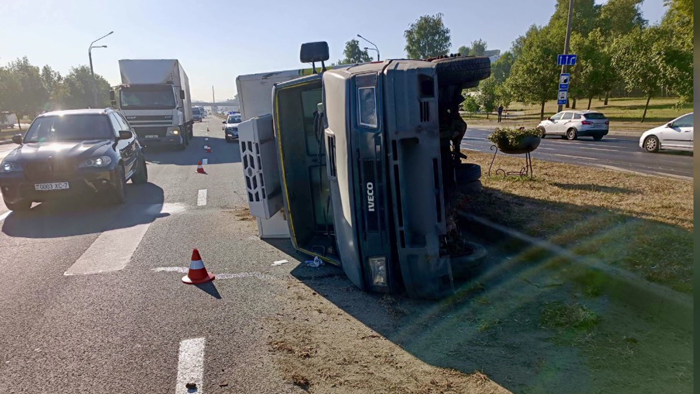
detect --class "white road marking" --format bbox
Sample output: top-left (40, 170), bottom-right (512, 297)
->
top-left (552, 153), bottom-right (595, 160)
top-left (202, 159), bottom-right (208, 165)
top-left (176, 338), bottom-right (205, 394)
top-left (152, 267), bottom-right (189, 273)
top-left (577, 146), bottom-right (621, 152)
top-left (0, 211), bottom-right (10, 222)
top-left (537, 147), bottom-right (555, 150)
top-left (64, 222), bottom-right (151, 276)
top-left (197, 189), bottom-right (207, 206)
top-left (64, 203), bottom-right (183, 276)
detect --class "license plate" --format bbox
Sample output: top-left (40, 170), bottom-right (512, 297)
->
top-left (145, 135), bottom-right (159, 139)
top-left (35, 182), bottom-right (69, 191)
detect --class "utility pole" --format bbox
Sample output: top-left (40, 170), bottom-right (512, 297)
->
top-left (558, 0), bottom-right (574, 112)
top-left (88, 31), bottom-right (113, 107)
top-left (357, 34), bottom-right (380, 61)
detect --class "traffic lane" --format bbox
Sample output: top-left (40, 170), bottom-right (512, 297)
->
top-left (0, 210), bottom-right (297, 393)
top-left (463, 128), bottom-right (693, 179)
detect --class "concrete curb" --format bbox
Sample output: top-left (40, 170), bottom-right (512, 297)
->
top-left (465, 123), bottom-right (645, 137)
top-left (458, 211), bottom-right (693, 332)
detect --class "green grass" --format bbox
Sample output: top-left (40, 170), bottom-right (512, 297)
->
top-left (459, 151), bottom-right (694, 294)
top-left (463, 97), bottom-right (693, 132)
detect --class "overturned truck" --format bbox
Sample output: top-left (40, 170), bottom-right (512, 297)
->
top-left (237, 42), bottom-right (490, 299)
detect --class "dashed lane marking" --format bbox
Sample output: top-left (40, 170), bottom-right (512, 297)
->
top-left (176, 338), bottom-right (205, 394)
top-left (197, 189), bottom-right (207, 206)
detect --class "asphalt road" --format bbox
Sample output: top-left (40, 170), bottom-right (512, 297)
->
top-left (462, 128), bottom-right (694, 179)
top-left (0, 117), bottom-right (307, 393)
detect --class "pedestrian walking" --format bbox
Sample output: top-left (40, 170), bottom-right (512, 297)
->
top-left (497, 104), bottom-right (504, 123)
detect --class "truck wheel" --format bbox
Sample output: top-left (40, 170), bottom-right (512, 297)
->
top-left (432, 56), bottom-right (491, 86)
top-left (455, 163), bottom-right (481, 183)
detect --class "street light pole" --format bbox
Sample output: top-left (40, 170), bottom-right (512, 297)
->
top-left (357, 34), bottom-right (380, 61)
top-left (88, 31), bottom-right (113, 107)
top-left (558, 0), bottom-right (574, 112)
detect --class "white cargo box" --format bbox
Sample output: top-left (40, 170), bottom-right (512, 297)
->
top-left (238, 114), bottom-right (283, 220)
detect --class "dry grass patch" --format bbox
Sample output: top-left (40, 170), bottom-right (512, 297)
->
top-left (459, 150), bottom-right (693, 293)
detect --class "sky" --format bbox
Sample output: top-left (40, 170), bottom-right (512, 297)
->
top-left (1, 0), bottom-right (668, 102)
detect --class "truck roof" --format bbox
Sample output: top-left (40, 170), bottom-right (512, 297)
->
top-left (119, 59), bottom-right (182, 85)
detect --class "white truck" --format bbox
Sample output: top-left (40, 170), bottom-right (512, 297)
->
top-left (236, 68), bottom-right (321, 239)
top-left (111, 59), bottom-right (193, 150)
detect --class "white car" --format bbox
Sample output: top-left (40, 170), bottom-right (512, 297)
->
top-left (639, 113), bottom-right (694, 153)
top-left (222, 113), bottom-right (241, 142)
top-left (537, 110), bottom-right (609, 141)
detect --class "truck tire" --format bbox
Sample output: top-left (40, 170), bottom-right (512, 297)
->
top-left (455, 163), bottom-right (481, 183)
top-left (432, 56), bottom-right (491, 86)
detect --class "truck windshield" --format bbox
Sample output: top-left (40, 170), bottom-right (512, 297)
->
top-left (120, 87), bottom-right (176, 109)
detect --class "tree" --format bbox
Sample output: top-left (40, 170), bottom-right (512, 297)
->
top-left (495, 83), bottom-right (513, 109)
top-left (467, 39), bottom-right (487, 56)
top-left (5, 57), bottom-right (49, 122)
top-left (404, 13), bottom-right (451, 59)
top-left (598, 0), bottom-right (646, 36)
top-left (339, 39), bottom-right (372, 64)
top-left (659, 0), bottom-right (693, 102)
top-left (611, 27), bottom-right (666, 122)
top-left (461, 94), bottom-right (479, 115)
top-left (548, 0), bottom-right (601, 38)
top-left (491, 51), bottom-right (515, 83)
top-left (457, 45), bottom-right (470, 57)
top-left (506, 26), bottom-right (560, 119)
top-left (570, 30), bottom-right (610, 109)
top-left (62, 66), bottom-right (112, 109)
top-left (477, 76), bottom-right (498, 119)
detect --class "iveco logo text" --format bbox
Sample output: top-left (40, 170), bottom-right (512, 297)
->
top-left (366, 182), bottom-right (375, 212)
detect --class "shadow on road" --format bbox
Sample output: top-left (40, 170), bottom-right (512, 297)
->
top-left (195, 281), bottom-right (222, 299)
top-left (144, 136), bottom-right (242, 166)
top-left (2, 182), bottom-right (167, 238)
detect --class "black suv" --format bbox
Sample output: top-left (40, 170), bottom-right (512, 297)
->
top-left (0, 108), bottom-right (148, 211)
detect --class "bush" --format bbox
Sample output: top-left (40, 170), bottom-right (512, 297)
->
top-left (462, 95), bottom-right (480, 113)
top-left (488, 127), bottom-right (541, 147)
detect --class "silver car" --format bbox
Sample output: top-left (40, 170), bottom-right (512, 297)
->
top-left (537, 110), bottom-right (609, 141)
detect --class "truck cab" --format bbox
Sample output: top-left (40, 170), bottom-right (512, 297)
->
top-left (238, 42), bottom-right (489, 299)
top-left (112, 59), bottom-right (194, 151)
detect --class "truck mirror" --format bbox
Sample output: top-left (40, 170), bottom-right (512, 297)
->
top-left (180, 90), bottom-right (185, 100)
top-left (109, 90), bottom-right (115, 101)
top-left (300, 42), bottom-right (329, 63)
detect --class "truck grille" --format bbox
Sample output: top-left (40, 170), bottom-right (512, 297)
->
top-left (134, 126), bottom-right (168, 137)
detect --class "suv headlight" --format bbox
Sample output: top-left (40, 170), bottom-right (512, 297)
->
top-left (0, 162), bottom-right (23, 173)
top-left (79, 156), bottom-right (112, 168)
top-left (166, 127), bottom-right (180, 136)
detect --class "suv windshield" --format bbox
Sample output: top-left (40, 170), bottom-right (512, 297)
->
top-left (583, 113), bottom-right (606, 120)
top-left (227, 115), bottom-right (241, 123)
top-left (24, 115), bottom-right (113, 142)
top-left (120, 87), bottom-right (176, 109)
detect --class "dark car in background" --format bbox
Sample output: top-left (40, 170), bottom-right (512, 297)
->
top-left (0, 108), bottom-right (148, 211)
top-left (192, 107), bottom-right (203, 122)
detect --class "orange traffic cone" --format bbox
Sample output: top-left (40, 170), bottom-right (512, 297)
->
top-left (182, 249), bottom-right (215, 285)
top-left (196, 161), bottom-right (206, 174)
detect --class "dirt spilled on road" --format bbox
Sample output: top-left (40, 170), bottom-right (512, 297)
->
top-left (266, 278), bottom-right (510, 394)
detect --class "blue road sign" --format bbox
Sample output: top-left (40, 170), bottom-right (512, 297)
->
top-left (557, 54), bottom-right (577, 66)
top-left (557, 90), bottom-right (568, 105)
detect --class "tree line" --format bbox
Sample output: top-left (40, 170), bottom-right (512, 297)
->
top-left (339, 0), bottom-right (692, 122)
top-left (0, 58), bottom-right (112, 127)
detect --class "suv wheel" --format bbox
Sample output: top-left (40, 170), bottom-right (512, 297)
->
top-left (5, 198), bottom-right (31, 212)
top-left (566, 128), bottom-right (578, 140)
